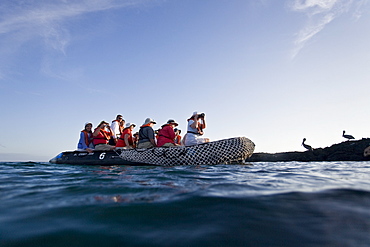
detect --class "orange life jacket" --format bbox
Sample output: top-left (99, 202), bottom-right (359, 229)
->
top-left (140, 123), bottom-right (152, 128)
top-left (81, 130), bottom-right (91, 146)
top-left (175, 135), bottom-right (181, 145)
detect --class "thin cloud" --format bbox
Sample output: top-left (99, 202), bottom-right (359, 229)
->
top-left (0, 0), bottom-right (148, 53)
top-left (289, 0), bottom-right (368, 58)
top-left (291, 0), bottom-right (338, 14)
top-left (0, 0), bottom-right (151, 79)
top-left (292, 11), bottom-right (335, 58)
top-left (352, 0), bottom-right (370, 21)
top-left (0, 0), bottom-right (153, 81)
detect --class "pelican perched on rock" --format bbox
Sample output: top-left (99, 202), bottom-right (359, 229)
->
top-left (302, 138), bottom-right (313, 151)
top-left (342, 130), bottom-right (355, 141)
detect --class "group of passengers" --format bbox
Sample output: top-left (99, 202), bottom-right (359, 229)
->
top-left (77, 112), bottom-right (209, 153)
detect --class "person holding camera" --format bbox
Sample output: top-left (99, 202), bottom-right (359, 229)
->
top-left (92, 120), bottom-right (116, 151)
top-left (184, 111), bottom-right (210, 146)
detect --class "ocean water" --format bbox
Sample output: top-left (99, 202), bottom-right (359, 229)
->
top-left (1, 161), bottom-right (370, 247)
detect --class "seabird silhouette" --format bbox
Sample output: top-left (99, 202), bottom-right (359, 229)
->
top-left (302, 138), bottom-right (313, 151)
top-left (342, 130), bottom-right (355, 141)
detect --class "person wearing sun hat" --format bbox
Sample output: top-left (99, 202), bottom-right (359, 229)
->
top-left (157, 119), bottom-right (179, 147)
top-left (137, 118), bottom-right (157, 149)
top-left (116, 122), bottom-right (136, 149)
top-left (77, 122), bottom-right (94, 152)
top-left (184, 111), bottom-right (210, 146)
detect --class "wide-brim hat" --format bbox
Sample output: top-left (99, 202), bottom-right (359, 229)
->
top-left (84, 122), bottom-right (93, 127)
top-left (125, 122), bottom-right (136, 128)
top-left (143, 118), bottom-right (156, 125)
top-left (167, 119), bottom-right (178, 126)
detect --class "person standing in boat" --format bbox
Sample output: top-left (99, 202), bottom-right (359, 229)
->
top-left (109, 114), bottom-right (124, 145)
top-left (116, 123), bottom-right (136, 149)
top-left (157, 119), bottom-right (179, 147)
top-left (77, 122), bottom-right (94, 153)
top-left (184, 112), bottom-right (210, 146)
top-left (137, 118), bottom-right (157, 149)
top-left (93, 121), bottom-right (115, 151)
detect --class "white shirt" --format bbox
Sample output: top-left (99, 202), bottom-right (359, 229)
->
top-left (110, 121), bottom-right (120, 138)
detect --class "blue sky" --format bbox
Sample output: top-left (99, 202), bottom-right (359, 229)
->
top-left (0, 0), bottom-right (369, 161)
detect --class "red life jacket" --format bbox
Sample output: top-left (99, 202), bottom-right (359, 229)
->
top-left (116, 128), bottom-right (133, 147)
top-left (93, 129), bottom-right (110, 145)
top-left (157, 125), bottom-right (176, 147)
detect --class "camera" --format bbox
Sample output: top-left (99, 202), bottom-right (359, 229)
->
top-left (198, 113), bottom-right (205, 118)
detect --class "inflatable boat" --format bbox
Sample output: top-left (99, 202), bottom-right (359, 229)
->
top-left (49, 137), bottom-right (255, 166)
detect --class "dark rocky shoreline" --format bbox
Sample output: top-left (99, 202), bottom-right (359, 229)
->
top-left (246, 138), bottom-right (370, 162)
